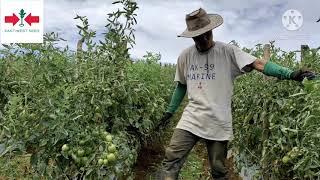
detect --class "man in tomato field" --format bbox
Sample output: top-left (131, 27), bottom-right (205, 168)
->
top-left (158, 8), bottom-right (316, 180)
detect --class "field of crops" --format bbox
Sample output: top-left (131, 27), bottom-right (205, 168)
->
top-left (1, 0), bottom-right (320, 179)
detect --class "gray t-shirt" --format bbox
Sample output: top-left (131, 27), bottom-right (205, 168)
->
top-left (174, 41), bottom-right (257, 141)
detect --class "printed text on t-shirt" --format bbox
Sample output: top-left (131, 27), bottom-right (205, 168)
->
top-left (187, 63), bottom-right (216, 80)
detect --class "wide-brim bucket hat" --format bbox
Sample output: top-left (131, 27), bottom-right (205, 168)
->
top-left (178, 8), bottom-right (223, 38)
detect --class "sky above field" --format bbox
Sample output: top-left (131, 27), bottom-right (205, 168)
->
top-left (6, 0), bottom-right (320, 63)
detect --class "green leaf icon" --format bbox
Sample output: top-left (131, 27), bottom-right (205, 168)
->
top-left (19, 9), bottom-right (26, 27)
top-left (19, 9), bottom-right (26, 19)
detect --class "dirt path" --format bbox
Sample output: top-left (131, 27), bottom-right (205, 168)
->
top-left (133, 140), bottom-right (165, 179)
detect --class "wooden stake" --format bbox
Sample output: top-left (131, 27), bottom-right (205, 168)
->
top-left (263, 44), bottom-right (271, 81)
top-left (301, 45), bottom-right (309, 62)
top-left (76, 38), bottom-right (84, 60)
top-left (263, 44), bottom-right (271, 61)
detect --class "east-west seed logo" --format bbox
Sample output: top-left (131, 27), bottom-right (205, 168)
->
top-left (5, 9), bottom-right (40, 27)
top-left (1, 0), bottom-right (43, 43)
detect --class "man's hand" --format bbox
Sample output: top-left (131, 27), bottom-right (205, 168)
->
top-left (249, 59), bottom-right (266, 72)
top-left (291, 70), bottom-right (316, 82)
top-left (157, 112), bottom-right (173, 129)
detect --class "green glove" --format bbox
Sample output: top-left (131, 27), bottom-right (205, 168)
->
top-left (262, 61), bottom-right (293, 80)
top-left (166, 82), bottom-right (187, 113)
top-left (263, 61), bottom-right (317, 81)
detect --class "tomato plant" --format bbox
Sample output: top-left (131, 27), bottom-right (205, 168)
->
top-left (232, 42), bottom-right (320, 179)
top-left (0, 0), bottom-right (175, 179)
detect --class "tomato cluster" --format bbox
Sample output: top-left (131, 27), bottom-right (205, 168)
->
top-left (60, 131), bottom-right (118, 168)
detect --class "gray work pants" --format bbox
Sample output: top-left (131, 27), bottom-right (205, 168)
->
top-left (161, 128), bottom-right (228, 180)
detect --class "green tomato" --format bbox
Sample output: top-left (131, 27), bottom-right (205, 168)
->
top-left (282, 156), bottom-right (290, 164)
top-left (100, 131), bottom-right (108, 139)
top-left (77, 149), bottom-right (85, 157)
top-left (107, 153), bottom-right (116, 162)
top-left (102, 131), bottom-right (108, 136)
top-left (103, 159), bottom-right (108, 165)
top-left (98, 159), bottom-right (104, 166)
top-left (62, 144), bottom-right (69, 152)
top-left (108, 144), bottom-right (116, 153)
top-left (106, 135), bottom-right (112, 142)
top-left (79, 140), bottom-right (86, 145)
